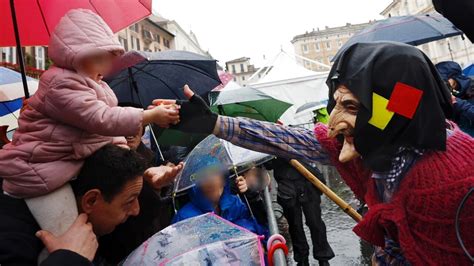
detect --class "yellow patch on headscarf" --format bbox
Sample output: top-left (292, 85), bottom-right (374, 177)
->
top-left (368, 92), bottom-right (394, 130)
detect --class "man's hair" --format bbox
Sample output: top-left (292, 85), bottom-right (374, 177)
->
top-left (71, 144), bottom-right (148, 202)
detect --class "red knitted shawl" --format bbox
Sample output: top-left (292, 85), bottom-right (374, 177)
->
top-left (314, 123), bottom-right (474, 265)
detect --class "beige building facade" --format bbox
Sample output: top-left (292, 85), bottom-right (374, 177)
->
top-left (381, 0), bottom-right (473, 67)
top-left (291, 22), bottom-right (372, 71)
top-left (225, 57), bottom-right (266, 86)
top-left (116, 17), bottom-right (174, 53)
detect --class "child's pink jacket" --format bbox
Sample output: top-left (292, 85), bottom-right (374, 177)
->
top-left (0, 9), bottom-right (143, 197)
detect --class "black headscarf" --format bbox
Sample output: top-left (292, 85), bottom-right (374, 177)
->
top-left (327, 42), bottom-right (453, 171)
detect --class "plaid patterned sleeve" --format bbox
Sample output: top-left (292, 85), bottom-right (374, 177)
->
top-left (215, 116), bottom-right (329, 163)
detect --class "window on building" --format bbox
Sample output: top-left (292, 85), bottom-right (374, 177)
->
top-left (338, 40), bottom-right (343, 47)
top-left (131, 36), bottom-right (140, 51)
top-left (315, 43), bottom-right (320, 51)
top-left (164, 39), bottom-right (170, 48)
top-left (35, 46), bottom-right (45, 70)
top-left (129, 23), bottom-right (139, 32)
top-left (232, 65), bottom-right (236, 74)
top-left (326, 42), bottom-right (331, 49)
top-left (143, 29), bottom-right (152, 39)
top-left (242, 76), bottom-right (246, 81)
top-left (302, 44), bottom-right (308, 53)
top-left (240, 63), bottom-right (244, 73)
top-left (1, 47), bottom-right (16, 64)
top-left (118, 36), bottom-right (128, 51)
top-left (155, 34), bottom-right (161, 43)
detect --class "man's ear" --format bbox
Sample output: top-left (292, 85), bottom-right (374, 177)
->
top-left (80, 189), bottom-right (103, 214)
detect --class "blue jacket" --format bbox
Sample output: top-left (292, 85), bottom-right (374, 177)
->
top-left (454, 98), bottom-right (474, 136)
top-left (436, 61), bottom-right (473, 98)
top-left (172, 180), bottom-right (268, 237)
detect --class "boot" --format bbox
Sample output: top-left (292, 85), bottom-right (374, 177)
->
top-left (296, 257), bottom-right (310, 266)
top-left (318, 260), bottom-right (330, 266)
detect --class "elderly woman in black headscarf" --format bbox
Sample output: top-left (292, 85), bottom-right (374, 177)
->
top-left (163, 42), bottom-right (474, 265)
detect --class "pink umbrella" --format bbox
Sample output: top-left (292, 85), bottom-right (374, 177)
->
top-left (0, 0), bottom-right (152, 97)
top-left (213, 70), bottom-right (234, 91)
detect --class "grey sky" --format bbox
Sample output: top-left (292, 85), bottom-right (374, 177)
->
top-left (153, 0), bottom-right (393, 67)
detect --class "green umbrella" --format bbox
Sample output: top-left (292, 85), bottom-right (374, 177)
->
top-left (210, 87), bottom-right (292, 122)
top-left (155, 128), bottom-right (208, 148)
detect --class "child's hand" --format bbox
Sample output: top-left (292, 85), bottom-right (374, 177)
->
top-left (147, 104), bottom-right (180, 128)
top-left (235, 176), bottom-right (248, 193)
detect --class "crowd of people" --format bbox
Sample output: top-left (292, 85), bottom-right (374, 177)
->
top-left (0, 1), bottom-right (473, 266)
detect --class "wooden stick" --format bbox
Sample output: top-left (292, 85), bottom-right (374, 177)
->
top-left (289, 159), bottom-right (362, 222)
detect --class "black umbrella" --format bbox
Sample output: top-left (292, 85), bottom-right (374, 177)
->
top-left (332, 14), bottom-right (464, 61)
top-left (105, 50), bottom-right (221, 106)
top-left (105, 50), bottom-right (221, 161)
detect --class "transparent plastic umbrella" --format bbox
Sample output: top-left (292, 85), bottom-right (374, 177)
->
top-left (122, 213), bottom-right (265, 266)
top-left (174, 135), bottom-right (273, 193)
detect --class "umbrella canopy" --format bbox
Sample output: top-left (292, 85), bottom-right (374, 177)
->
top-left (295, 100), bottom-right (328, 114)
top-left (332, 14), bottom-right (464, 61)
top-left (463, 64), bottom-right (474, 77)
top-left (123, 213), bottom-right (264, 265)
top-left (175, 135), bottom-right (273, 193)
top-left (0, 67), bottom-right (38, 102)
top-left (212, 70), bottom-right (235, 91)
top-left (0, 0), bottom-right (151, 46)
top-left (106, 50), bottom-right (221, 106)
top-left (1, 0), bottom-right (151, 99)
top-left (210, 87), bottom-right (292, 123)
top-left (152, 127), bottom-right (208, 148)
top-left (0, 67), bottom-right (38, 129)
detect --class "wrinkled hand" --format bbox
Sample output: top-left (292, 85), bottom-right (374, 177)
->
top-left (152, 85), bottom-right (218, 134)
top-left (144, 162), bottom-right (183, 190)
top-left (235, 176), bottom-right (248, 193)
top-left (36, 214), bottom-right (98, 262)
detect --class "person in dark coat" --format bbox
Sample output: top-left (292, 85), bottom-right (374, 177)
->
top-left (98, 103), bottom-right (182, 264)
top-left (267, 158), bottom-right (334, 266)
top-left (435, 61), bottom-right (474, 136)
top-left (0, 145), bottom-right (184, 265)
top-left (0, 145), bottom-right (152, 265)
top-left (0, 179), bottom-right (95, 266)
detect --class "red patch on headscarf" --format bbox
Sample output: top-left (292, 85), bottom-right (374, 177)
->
top-left (387, 82), bottom-right (423, 119)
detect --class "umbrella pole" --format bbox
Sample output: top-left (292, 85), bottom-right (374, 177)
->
top-left (148, 125), bottom-right (165, 162)
top-left (289, 159), bottom-right (362, 222)
top-left (127, 68), bottom-right (165, 162)
top-left (9, 0), bottom-right (30, 99)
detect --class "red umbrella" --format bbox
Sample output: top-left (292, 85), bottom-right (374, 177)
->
top-left (0, 0), bottom-right (152, 97)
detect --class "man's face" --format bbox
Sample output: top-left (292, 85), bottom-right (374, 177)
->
top-left (84, 176), bottom-right (143, 236)
top-left (199, 173), bottom-right (224, 205)
top-left (327, 86), bottom-right (361, 162)
top-left (126, 126), bottom-right (144, 151)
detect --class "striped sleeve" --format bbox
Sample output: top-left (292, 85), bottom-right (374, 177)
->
top-left (215, 116), bottom-right (329, 163)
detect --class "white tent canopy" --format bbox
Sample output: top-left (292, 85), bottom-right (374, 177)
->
top-left (249, 50), bottom-right (329, 126)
